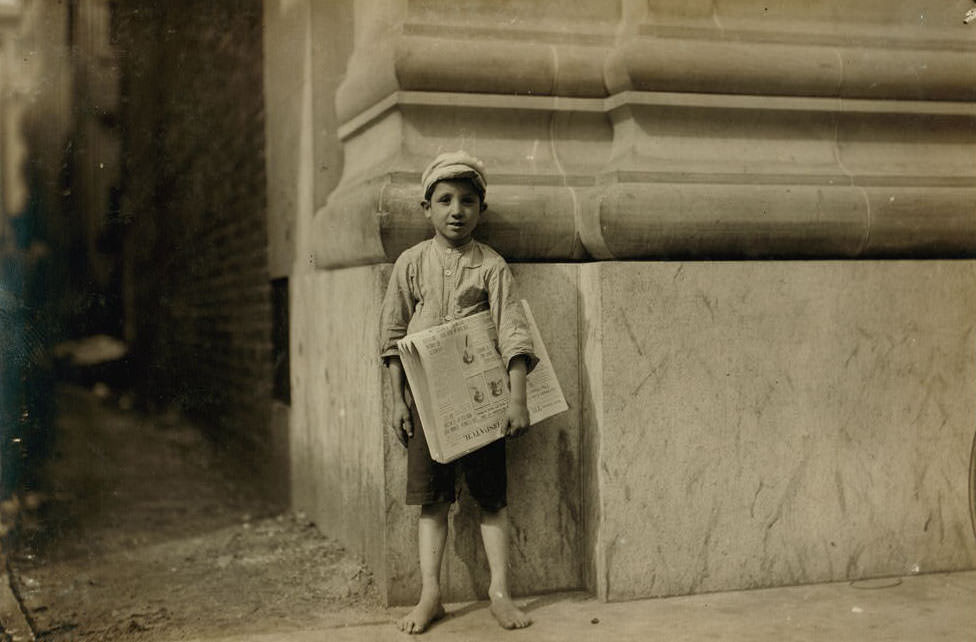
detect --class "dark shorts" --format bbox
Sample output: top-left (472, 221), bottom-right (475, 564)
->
top-left (406, 404), bottom-right (507, 511)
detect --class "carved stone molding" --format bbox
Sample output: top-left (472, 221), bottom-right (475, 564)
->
top-left (334, 0), bottom-right (615, 124)
top-left (313, 0), bottom-right (976, 267)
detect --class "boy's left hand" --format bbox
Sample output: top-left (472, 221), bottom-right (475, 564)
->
top-left (505, 399), bottom-right (530, 438)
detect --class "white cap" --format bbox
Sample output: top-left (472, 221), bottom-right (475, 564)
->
top-left (421, 151), bottom-right (487, 200)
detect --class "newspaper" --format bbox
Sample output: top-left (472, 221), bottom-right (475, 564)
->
top-left (396, 300), bottom-right (568, 463)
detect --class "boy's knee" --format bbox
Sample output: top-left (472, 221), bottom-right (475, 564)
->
top-left (420, 501), bottom-right (451, 519)
top-left (477, 500), bottom-right (507, 516)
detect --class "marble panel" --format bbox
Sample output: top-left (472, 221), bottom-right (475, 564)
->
top-left (290, 266), bottom-right (390, 598)
top-left (291, 263), bottom-right (582, 605)
top-left (581, 261), bottom-right (976, 600)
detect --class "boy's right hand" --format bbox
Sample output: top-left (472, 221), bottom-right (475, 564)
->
top-left (390, 401), bottom-right (413, 448)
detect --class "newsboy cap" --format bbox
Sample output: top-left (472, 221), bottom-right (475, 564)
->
top-left (421, 151), bottom-right (488, 201)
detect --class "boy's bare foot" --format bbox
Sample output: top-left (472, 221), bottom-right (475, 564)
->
top-left (489, 594), bottom-right (532, 630)
top-left (398, 595), bottom-right (446, 634)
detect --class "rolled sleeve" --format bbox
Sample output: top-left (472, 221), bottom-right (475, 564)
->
top-left (488, 263), bottom-right (539, 374)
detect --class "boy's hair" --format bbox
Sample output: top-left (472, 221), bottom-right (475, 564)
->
top-left (421, 151), bottom-right (487, 202)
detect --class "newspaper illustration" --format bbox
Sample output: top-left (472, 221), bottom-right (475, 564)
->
top-left (396, 300), bottom-right (569, 463)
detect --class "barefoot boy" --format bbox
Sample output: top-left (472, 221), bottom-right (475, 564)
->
top-left (379, 151), bottom-right (537, 633)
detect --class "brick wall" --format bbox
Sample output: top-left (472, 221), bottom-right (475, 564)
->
top-left (114, 0), bottom-right (278, 488)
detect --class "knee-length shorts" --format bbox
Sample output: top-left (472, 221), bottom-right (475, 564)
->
top-left (405, 405), bottom-right (507, 511)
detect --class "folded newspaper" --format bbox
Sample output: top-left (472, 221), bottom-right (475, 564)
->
top-left (396, 300), bottom-right (568, 463)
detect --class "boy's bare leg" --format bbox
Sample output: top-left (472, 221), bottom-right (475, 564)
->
top-left (399, 502), bottom-right (450, 634)
top-left (481, 506), bottom-right (532, 629)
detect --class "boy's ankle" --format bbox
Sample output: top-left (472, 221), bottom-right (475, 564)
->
top-left (418, 584), bottom-right (442, 602)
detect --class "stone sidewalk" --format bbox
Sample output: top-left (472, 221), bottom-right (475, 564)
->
top-left (185, 571), bottom-right (976, 642)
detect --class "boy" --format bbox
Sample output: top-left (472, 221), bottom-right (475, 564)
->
top-left (379, 151), bottom-right (538, 634)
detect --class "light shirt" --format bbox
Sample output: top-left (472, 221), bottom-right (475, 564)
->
top-left (379, 239), bottom-right (537, 372)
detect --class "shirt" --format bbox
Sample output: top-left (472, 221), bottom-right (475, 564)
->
top-left (379, 238), bottom-right (538, 373)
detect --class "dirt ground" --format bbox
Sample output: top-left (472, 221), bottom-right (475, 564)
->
top-left (3, 385), bottom-right (384, 641)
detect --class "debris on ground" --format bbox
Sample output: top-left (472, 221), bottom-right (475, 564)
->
top-left (5, 386), bottom-right (383, 641)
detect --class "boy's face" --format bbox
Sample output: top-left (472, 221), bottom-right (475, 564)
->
top-left (422, 179), bottom-right (486, 247)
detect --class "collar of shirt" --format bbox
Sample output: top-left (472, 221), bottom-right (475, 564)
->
top-left (428, 238), bottom-right (483, 268)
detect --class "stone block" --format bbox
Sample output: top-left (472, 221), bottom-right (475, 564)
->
top-left (290, 266), bottom-right (389, 595)
top-left (590, 97), bottom-right (976, 260)
top-left (313, 100), bottom-right (605, 267)
top-left (581, 260), bottom-right (976, 601)
top-left (607, 0), bottom-right (976, 100)
top-left (263, 0), bottom-right (310, 278)
top-left (309, 0), bottom-right (354, 210)
top-left (334, 0), bottom-right (617, 121)
top-left (292, 263), bottom-right (582, 605)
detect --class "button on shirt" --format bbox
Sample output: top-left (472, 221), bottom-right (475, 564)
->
top-left (379, 239), bottom-right (538, 373)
